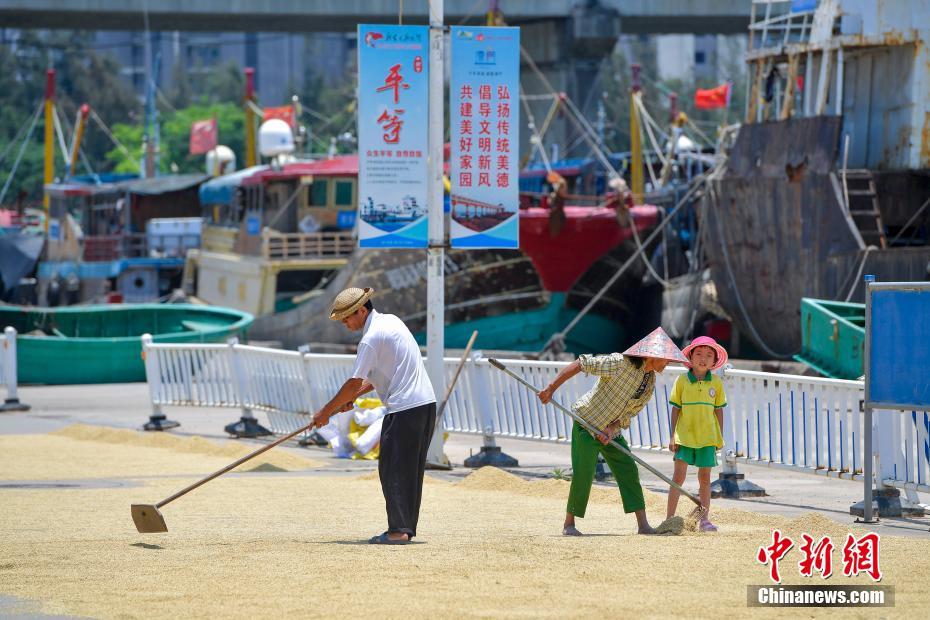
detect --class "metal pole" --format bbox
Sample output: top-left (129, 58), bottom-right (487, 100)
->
top-left (629, 64), bottom-right (644, 205)
top-left (425, 0), bottom-right (447, 467)
top-left (861, 274), bottom-right (877, 522)
top-left (863, 405), bottom-right (875, 522)
top-left (43, 69), bottom-right (55, 233)
top-left (244, 68), bottom-right (257, 168)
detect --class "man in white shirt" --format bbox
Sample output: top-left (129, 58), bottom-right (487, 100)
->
top-left (312, 287), bottom-right (437, 545)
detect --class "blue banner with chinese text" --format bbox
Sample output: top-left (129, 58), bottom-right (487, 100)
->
top-left (357, 25), bottom-right (429, 248)
top-left (450, 26), bottom-right (520, 249)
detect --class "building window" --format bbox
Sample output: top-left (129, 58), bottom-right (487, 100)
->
top-left (695, 51), bottom-right (706, 64)
top-left (310, 180), bottom-right (328, 207)
top-left (334, 180), bottom-right (353, 207)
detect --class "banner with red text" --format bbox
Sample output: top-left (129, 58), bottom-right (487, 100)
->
top-left (356, 25), bottom-right (429, 248)
top-left (449, 26), bottom-right (520, 248)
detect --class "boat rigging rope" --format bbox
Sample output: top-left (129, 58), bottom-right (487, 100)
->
top-left (705, 175), bottom-right (797, 359)
top-left (52, 106), bottom-right (72, 168)
top-left (0, 103), bottom-right (41, 169)
top-left (0, 101), bottom-right (43, 206)
top-left (542, 174), bottom-right (707, 354)
top-left (559, 96), bottom-right (674, 288)
top-left (839, 245), bottom-right (877, 303)
top-left (89, 109), bottom-right (137, 168)
top-left (632, 95), bottom-right (664, 187)
top-left (519, 86), bottom-right (553, 174)
top-left (890, 196), bottom-right (930, 245)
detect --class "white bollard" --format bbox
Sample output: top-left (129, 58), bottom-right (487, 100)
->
top-left (0, 326), bottom-right (30, 412)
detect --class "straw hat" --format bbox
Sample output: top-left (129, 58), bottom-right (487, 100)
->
top-left (329, 287), bottom-right (375, 321)
top-left (681, 335), bottom-right (729, 370)
top-left (622, 327), bottom-right (689, 364)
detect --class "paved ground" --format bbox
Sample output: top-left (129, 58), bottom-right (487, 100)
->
top-left (4, 382), bottom-right (928, 539)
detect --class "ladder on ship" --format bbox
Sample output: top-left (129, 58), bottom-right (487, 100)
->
top-left (843, 170), bottom-right (887, 249)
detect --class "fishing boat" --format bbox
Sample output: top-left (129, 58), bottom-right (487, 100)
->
top-left (704, 0), bottom-right (930, 359)
top-left (1, 304), bottom-right (253, 384)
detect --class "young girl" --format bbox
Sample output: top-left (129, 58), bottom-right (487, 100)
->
top-left (666, 336), bottom-right (728, 532)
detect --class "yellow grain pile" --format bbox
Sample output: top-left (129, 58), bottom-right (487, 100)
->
top-left (1, 436), bottom-right (928, 618)
top-left (0, 424), bottom-right (320, 481)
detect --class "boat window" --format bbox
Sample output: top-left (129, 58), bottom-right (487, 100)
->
top-left (310, 179), bottom-right (329, 207)
top-left (334, 180), bottom-right (353, 207)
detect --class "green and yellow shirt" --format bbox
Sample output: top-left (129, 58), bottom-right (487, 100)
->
top-left (669, 370), bottom-right (727, 448)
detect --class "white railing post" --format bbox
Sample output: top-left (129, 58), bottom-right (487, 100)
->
top-left (0, 327), bottom-right (29, 412)
top-left (222, 337), bottom-right (272, 438)
top-left (141, 333), bottom-right (178, 430)
top-left (463, 353), bottom-right (518, 468)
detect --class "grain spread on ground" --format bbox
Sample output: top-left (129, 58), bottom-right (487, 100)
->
top-left (1, 434), bottom-right (927, 618)
top-left (0, 424), bottom-right (321, 481)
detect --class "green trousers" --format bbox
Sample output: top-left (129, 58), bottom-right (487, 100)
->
top-left (567, 421), bottom-right (646, 517)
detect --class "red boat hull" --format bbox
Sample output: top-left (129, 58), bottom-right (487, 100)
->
top-left (518, 205), bottom-right (659, 292)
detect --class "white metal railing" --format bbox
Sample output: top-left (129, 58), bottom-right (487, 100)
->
top-left (876, 409), bottom-right (930, 494)
top-left (0, 327), bottom-right (29, 411)
top-left (140, 340), bottom-right (930, 493)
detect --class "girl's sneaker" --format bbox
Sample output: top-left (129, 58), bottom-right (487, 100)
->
top-left (699, 518), bottom-right (718, 532)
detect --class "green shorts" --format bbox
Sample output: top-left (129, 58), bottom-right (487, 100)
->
top-left (674, 446), bottom-right (718, 468)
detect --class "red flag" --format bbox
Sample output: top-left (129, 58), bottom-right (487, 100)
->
top-left (189, 118), bottom-right (218, 155)
top-left (694, 82), bottom-right (731, 110)
top-left (262, 105), bottom-right (295, 129)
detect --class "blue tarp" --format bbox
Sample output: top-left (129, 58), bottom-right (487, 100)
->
top-left (199, 165), bottom-right (269, 206)
top-left (38, 258), bottom-right (185, 280)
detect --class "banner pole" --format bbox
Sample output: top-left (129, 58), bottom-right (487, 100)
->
top-left (425, 0), bottom-right (448, 468)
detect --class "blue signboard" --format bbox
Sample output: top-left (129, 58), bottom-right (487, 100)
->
top-left (450, 26), bottom-right (520, 249)
top-left (867, 283), bottom-right (930, 409)
top-left (337, 209), bottom-right (357, 230)
top-left (357, 25), bottom-right (429, 248)
top-left (246, 214), bottom-right (261, 236)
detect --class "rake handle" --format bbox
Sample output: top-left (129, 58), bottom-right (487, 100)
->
top-left (488, 358), bottom-right (703, 508)
top-left (437, 330), bottom-right (479, 419)
top-left (156, 420), bottom-right (317, 509)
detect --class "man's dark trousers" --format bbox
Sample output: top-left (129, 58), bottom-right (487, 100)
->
top-left (378, 402), bottom-right (437, 539)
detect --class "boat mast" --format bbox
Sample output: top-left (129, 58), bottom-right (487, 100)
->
top-left (629, 63), bottom-right (644, 205)
top-left (43, 68), bottom-right (55, 233)
top-left (69, 104), bottom-right (90, 178)
top-left (244, 68), bottom-right (257, 168)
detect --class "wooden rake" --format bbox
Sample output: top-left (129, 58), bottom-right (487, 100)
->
top-left (131, 420), bottom-right (318, 533)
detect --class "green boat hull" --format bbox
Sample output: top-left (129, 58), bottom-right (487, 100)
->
top-left (794, 297), bottom-right (864, 380)
top-left (2, 304), bottom-right (253, 385)
top-left (414, 293), bottom-right (626, 355)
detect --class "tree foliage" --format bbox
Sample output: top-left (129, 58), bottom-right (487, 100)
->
top-left (106, 102), bottom-right (245, 175)
top-left (0, 32), bottom-right (142, 204)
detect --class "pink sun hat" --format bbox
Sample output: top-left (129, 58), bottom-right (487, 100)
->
top-left (681, 336), bottom-right (729, 370)
top-left (622, 327), bottom-right (689, 364)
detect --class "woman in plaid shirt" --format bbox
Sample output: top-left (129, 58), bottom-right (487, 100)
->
top-left (538, 328), bottom-right (688, 536)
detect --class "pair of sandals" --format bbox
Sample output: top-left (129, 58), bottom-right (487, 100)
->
top-left (369, 531), bottom-right (412, 545)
